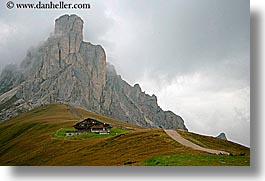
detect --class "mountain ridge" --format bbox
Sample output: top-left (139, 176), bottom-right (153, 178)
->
top-left (0, 14), bottom-right (187, 130)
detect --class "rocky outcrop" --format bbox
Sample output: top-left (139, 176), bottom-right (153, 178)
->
top-left (0, 14), bottom-right (187, 130)
top-left (0, 65), bottom-right (23, 94)
top-left (15, 14), bottom-right (106, 113)
top-left (216, 133), bottom-right (227, 140)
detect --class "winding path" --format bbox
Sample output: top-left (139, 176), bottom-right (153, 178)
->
top-left (164, 130), bottom-right (230, 155)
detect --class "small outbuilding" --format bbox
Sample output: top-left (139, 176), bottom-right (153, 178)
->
top-left (74, 118), bottom-right (112, 134)
top-left (65, 131), bottom-right (80, 137)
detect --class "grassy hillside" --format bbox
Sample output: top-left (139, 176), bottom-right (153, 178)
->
top-left (0, 104), bottom-right (250, 166)
top-left (141, 154), bottom-right (250, 166)
top-left (177, 130), bottom-right (250, 156)
top-left (140, 130), bottom-right (250, 166)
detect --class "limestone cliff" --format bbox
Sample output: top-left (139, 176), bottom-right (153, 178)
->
top-left (0, 14), bottom-right (187, 130)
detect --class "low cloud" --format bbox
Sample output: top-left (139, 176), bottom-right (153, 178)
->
top-left (138, 70), bottom-right (250, 146)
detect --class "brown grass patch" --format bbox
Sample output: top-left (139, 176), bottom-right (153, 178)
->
top-left (0, 104), bottom-right (203, 166)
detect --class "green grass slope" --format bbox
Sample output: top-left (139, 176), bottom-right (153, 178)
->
top-left (0, 104), bottom-right (250, 166)
top-left (142, 154), bottom-right (250, 166)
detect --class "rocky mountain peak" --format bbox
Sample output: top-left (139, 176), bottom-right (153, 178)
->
top-left (54, 14), bottom-right (83, 54)
top-left (54, 14), bottom-right (83, 37)
top-left (0, 14), bottom-right (187, 131)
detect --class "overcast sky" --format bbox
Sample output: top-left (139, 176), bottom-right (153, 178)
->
top-left (0, 0), bottom-right (250, 146)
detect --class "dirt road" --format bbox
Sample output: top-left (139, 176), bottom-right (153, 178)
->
top-left (164, 130), bottom-right (230, 155)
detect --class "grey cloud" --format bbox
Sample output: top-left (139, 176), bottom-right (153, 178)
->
top-left (0, 0), bottom-right (114, 71)
top-left (101, 0), bottom-right (249, 84)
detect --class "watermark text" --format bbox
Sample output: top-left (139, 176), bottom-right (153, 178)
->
top-left (6, 1), bottom-right (91, 10)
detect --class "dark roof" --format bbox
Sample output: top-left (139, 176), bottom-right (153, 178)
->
top-left (74, 118), bottom-right (111, 130)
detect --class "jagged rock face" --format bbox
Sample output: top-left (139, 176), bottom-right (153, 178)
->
top-left (0, 14), bottom-right (187, 130)
top-left (54, 14), bottom-right (83, 57)
top-left (100, 65), bottom-right (186, 129)
top-left (16, 14), bottom-right (106, 112)
top-left (0, 65), bottom-right (23, 94)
